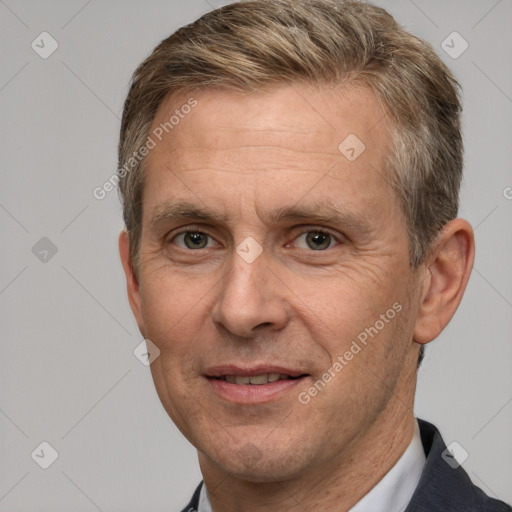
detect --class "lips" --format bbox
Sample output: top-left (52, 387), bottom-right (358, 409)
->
top-left (220, 373), bottom-right (301, 385)
top-left (205, 365), bottom-right (309, 403)
top-left (205, 365), bottom-right (307, 381)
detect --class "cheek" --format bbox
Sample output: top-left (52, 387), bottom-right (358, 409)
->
top-left (140, 276), bottom-right (210, 422)
top-left (295, 268), bottom-right (412, 396)
top-left (301, 297), bottom-right (412, 423)
top-left (292, 272), bottom-right (391, 341)
top-left (138, 272), bottom-right (209, 356)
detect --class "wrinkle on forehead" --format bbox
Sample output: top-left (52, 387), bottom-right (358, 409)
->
top-left (148, 83), bottom-right (390, 154)
top-left (142, 84), bottom-right (399, 236)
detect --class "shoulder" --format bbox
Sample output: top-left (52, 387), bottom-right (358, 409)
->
top-left (179, 482), bottom-right (202, 512)
top-left (178, 422), bottom-right (511, 512)
top-left (405, 419), bottom-right (511, 512)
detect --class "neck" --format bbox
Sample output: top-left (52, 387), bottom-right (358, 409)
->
top-left (200, 401), bottom-right (416, 512)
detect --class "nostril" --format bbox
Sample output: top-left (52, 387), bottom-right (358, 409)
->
top-left (255, 322), bottom-right (272, 329)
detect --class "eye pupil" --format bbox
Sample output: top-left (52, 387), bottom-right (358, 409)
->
top-left (184, 232), bottom-right (208, 249)
top-left (306, 232), bottom-right (331, 250)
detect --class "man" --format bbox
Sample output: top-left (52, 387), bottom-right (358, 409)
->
top-left (117, 1), bottom-right (511, 510)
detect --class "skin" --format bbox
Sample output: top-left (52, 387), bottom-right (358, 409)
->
top-left (119, 84), bottom-right (475, 512)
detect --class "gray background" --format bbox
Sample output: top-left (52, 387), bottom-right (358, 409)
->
top-left (1, 0), bottom-right (511, 510)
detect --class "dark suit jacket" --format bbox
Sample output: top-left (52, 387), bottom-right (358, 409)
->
top-left (180, 419), bottom-right (511, 511)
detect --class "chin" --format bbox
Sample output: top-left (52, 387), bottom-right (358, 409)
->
top-left (202, 438), bottom-right (315, 483)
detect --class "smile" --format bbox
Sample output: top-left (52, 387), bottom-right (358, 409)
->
top-left (205, 366), bottom-right (309, 404)
top-left (217, 373), bottom-right (301, 385)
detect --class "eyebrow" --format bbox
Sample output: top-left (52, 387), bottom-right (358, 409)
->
top-left (150, 200), bottom-right (369, 233)
top-left (151, 202), bottom-right (229, 229)
top-left (269, 203), bottom-right (369, 232)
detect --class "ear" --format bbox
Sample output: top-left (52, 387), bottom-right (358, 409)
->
top-left (413, 219), bottom-right (475, 344)
top-left (119, 230), bottom-right (145, 336)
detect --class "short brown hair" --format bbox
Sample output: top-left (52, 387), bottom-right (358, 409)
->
top-left (118, 0), bottom-right (463, 272)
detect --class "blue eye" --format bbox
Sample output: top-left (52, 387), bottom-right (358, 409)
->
top-left (295, 231), bottom-right (337, 250)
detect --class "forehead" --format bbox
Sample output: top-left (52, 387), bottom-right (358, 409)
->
top-left (143, 84), bottom-right (396, 221)
top-left (150, 84), bottom-right (389, 154)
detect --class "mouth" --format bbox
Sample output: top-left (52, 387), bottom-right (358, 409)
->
top-left (205, 366), bottom-right (310, 404)
top-left (212, 373), bottom-right (306, 385)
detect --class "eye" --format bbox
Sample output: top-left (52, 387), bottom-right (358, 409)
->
top-left (294, 231), bottom-right (339, 251)
top-left (172, 231), bottom-right (215, 250)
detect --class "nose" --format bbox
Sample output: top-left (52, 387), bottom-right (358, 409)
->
top-left (211, 251), bottom-right (290, 338)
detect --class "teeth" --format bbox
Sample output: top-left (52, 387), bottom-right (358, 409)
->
top-left (249, 374), bottom-right (268, 385)
top-left (224, 373), bottom-right (292, 385)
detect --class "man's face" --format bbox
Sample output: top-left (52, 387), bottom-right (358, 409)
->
top-left (128, 85), bottom-right (423, 481)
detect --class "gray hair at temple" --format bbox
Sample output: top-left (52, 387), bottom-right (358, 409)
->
top-left (117, 0), bottom-right (463, 278)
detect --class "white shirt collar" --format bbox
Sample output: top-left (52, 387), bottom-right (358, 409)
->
top-left (198, 419), bottom-right (425, 512)
top-left (198, 480), bottom-right (213, 512)
top-left (348, 419), bottom-right (425, 512)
